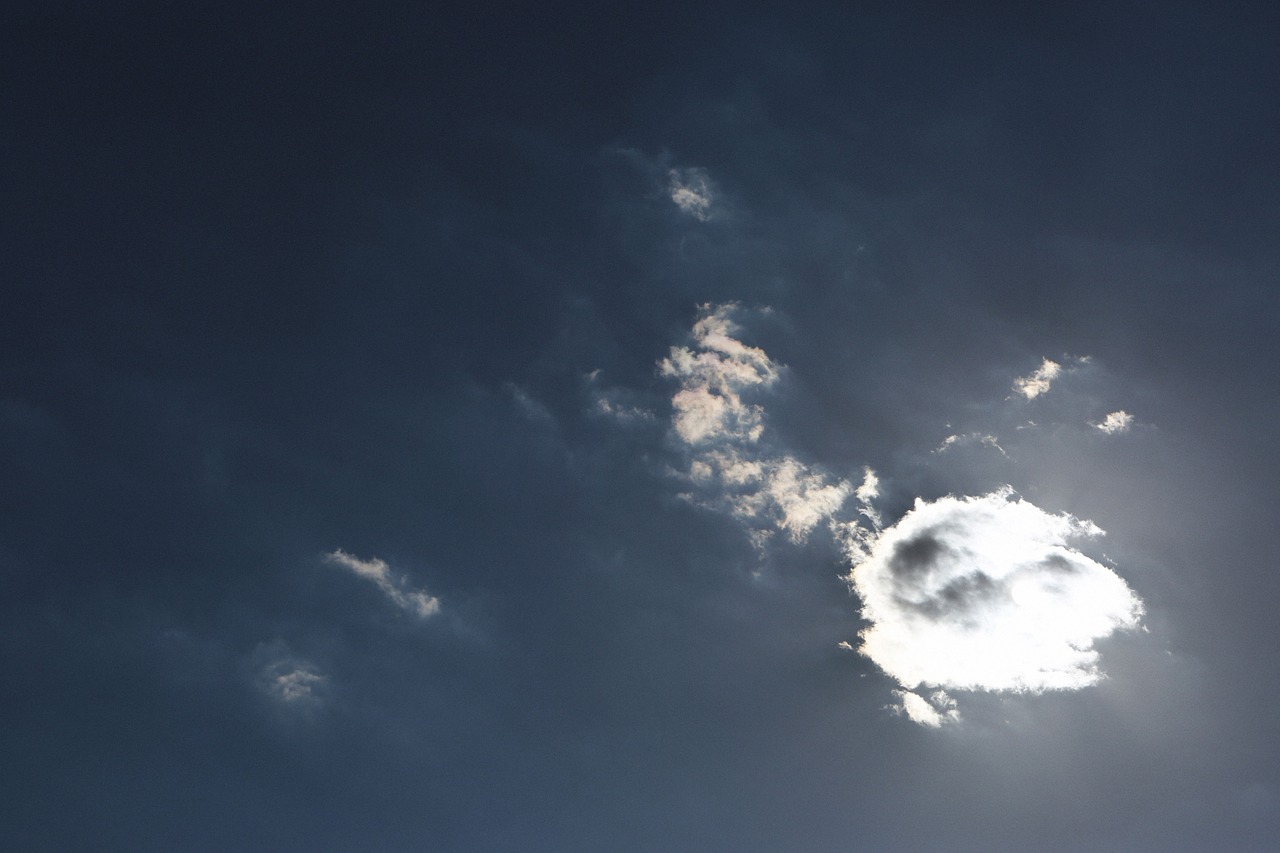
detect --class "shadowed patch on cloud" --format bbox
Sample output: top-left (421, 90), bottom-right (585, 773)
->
top-left (662, 304), bottom-right (850, 542)
top-left (844, 489), bottom-right (1144, 723)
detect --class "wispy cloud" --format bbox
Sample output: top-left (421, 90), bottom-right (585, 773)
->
top-left (1011, 355), bottom-right (1093, 400)
top-left (668, 167), bottom-right (715, 220)
top-left (252, 642), bottom-right (328, 709)
top-left (585, 370), bottom-right (657, 424)
top-left (1094, 410), bottom-right (1134, 434)
top-left (845, 489), bottom-right (1143, 720)
top-left (933, 432), bottom-right (1007, 456)
top-left (663, 304), bottom-right (849, 542)
top-left (325, 549), bottom-right (440, 619)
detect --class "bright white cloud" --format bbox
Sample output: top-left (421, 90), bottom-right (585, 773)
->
top-left (846, 490), bottom-right (1143, 715)
top-left (326, 549), bottom-right (440, 619)
top-left (854, 467), bottom-right (882, 528)
top-left (662, 304), bottom-right (850, 542)
top-left (1013, 358), bottom-right (1062, 399)
top-left (1095, 410), bottom-right (1134, 434)
top-left (892, 689), bottom-right (960, 727)
top-left (668, 167), bottom-right (714, 220)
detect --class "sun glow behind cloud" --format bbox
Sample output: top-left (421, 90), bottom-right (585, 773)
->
top-left (644, 304), bottom-right (1148, 725)
top-left (845, 490), bottom-right (1144, 722)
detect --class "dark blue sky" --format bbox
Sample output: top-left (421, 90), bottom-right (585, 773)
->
top-left (4, 2), bottom-right (1280, 851)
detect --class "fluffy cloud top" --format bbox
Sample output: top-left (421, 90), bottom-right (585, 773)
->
top-left (847, 490), bottom-right (1143, 699)
top-left (326, 549), bottom-right (440, 618)
top-left (662, 304), bottom-right (849, 542)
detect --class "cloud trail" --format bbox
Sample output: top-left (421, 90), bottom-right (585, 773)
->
top-left (1012, 358), bottom-right (1063, 399)
top-left (326, 549), bottom-right (440, 618)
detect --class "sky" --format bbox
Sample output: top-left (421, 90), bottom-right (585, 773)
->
top-left (4, 2), bottom-right (1280, 851)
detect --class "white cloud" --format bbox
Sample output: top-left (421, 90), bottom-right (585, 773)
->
top-left (1095, 410), bottom-right (1134, 434)
top-left (326, 549), bottom-right (440, 619)
top-left (662, 304), bottom-right (850, 542)
top-left (668, 167), bottom-right (714, 220)
top-left (845, 490), bottom-right (1143, 719)
top-left (854, 467), bottom-right (882, 528)
top-left (892, 689), bottom-right (960, 727)
top-left (659, 303), bottom-right (779, 444)
top-left (1012, 358), bottom-right (1063, 399)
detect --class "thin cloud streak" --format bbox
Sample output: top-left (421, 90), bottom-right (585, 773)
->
top-left (325, 549), bottom-right (440, 619)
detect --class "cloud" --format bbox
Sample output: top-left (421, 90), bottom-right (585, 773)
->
top-left (1095, 410), bottom-right (1134, 434)
top-left (845, 489), bottom-right (1143, 715)
top-left (663, 304), bottom-right (850, 542)
top-left (933, 432), bottom-right (1007, 456)
top-left (668, 167), bottom-right (715, 220)
top-left (325, 549), bottom-right (441, 619)
top-left (891, 689), bottom-right (960, 727)
top-left (1012, 357), bottom-right (1063, 399)
top-left (659, 303), bottom-right (779, 444)
top-left (585, 370), bottom-right (657, 424)
top-left (251, 642), bottom-right (328, 708)
top-left (1011, 355), bottom-right (1095, 400)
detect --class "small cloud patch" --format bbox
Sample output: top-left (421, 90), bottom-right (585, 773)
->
top-left (326, 549), bottom-right (440, 619)
top-left (251, 642), bottom-right (328, 710)
top-left (1094, 410), bottom-right (1134, 434)
top-left (668, 167), bottom-right (715, 220)
top-left (1012, 358), bottom-right (1063, 399)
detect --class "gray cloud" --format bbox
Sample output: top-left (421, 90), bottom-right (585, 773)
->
top-left (251, 641), bottom-right (328, 708)
top-left (667, 166), bottom-right (715, 220)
